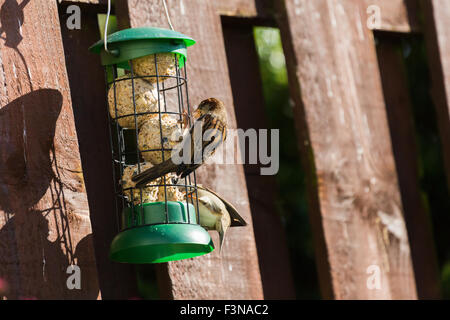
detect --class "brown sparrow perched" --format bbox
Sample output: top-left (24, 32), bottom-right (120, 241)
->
top-left (189, 185), bottom-right (247, 252)
top-left (132, 98), bottom-right (227, 187)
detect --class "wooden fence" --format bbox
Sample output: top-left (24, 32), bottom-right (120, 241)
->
top-left (0, 0), bottom-right (449, 299)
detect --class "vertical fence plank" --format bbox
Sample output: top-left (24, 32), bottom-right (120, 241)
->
top-left (421, 0), bottom-right (450, 190)
top-left (61, 0), bottom-right (108, 4)
top-left (58, 2), bottom-right (139, 299)
top-left (276, 0), bottom-right (417, 299)
top-left (376, 36), bottom-right (441, 299)
top-left (116, 0), bottom-right (263, 299)
top-left (216, 0), bottom-right (271, 19)
top-left (0, 0), bottom-right (99, 299)
top-left (364, 0), bottom-right (421, 33)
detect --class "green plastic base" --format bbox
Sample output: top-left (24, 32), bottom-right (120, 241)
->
top-left (110, 201), bottom-right (214, 264)
top-left (110, 223), bottom-right (214, 264)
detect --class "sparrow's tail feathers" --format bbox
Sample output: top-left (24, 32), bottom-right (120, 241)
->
top-left (229, 211), bottom-right (247, 227)
top-left (179, 164), bottom-right (201, 179)
top-left (132, 159), bottom-right (177, 187)
top-left (217, 220), bottom-right (228, 255)
top-left (218, 228), bottom-right (225, 255)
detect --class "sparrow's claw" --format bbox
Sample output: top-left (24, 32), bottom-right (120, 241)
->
top-left (177, 109), bottom-right (190, 128)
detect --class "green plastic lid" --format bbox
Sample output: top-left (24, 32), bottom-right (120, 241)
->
top-left (110, 201), bottom-right (214, 264)
top-left (89, 27), bottom-right (195, 67)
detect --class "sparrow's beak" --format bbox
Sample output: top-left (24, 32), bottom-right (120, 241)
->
top-left (187, 193), bottom-right (198, 201)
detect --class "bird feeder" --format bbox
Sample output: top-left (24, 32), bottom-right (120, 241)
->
top-left (89, 27), bottom-right (214, 264)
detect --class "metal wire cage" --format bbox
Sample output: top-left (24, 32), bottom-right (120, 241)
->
top-left (90, 27), bottom-right (214, 264)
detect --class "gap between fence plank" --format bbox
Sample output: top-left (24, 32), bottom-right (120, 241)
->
top-left (376, 35), bottom-right (441, 299)
top-left (421, 0), bottom-right (450, 190)
top-left (222, 20), bottom-right (296, 299)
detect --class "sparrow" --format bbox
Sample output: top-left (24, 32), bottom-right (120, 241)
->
top-left (188, 185), bottom-right (247, 252)
top-left (132, 98), bottom-right (228, 187)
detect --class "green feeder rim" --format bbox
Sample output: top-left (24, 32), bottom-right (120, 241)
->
top-left (89, 27), bottom-right (195, 68)
top-left (110, 201), bottom-right (214, 264)
top-left (110, 224), bottom-right (214, 264)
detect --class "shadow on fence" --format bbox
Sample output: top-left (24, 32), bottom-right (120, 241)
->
top-left (0, 90), bottom-right (99, 299)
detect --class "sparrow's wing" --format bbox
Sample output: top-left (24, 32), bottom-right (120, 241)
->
top-left (200, 114), bottom-right (226, 154)
top-left (198, 185), bottom-right (247, 227)
top-left (180, 114), bottom-right (225, 178)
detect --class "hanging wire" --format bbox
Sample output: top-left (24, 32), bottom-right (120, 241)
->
top-left (105, 0), bottom-right (174, 50)
top-left (104, 0), bottom-right (112, 53)
top-left (162, 0), bottom-right (174, 30)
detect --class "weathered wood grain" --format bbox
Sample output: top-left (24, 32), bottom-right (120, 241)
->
top-left (0, 0), bottom-right (99, 299)
top-left (217, 0), bottom-right (259, 17)
top-left (64, 0), bottom-right (420, 34)
top-left (421, 0), bottom-right (450, 190)
top-left (216, 0), bottom-right (420, 32)
top-left (376, 36), bottom-right (441, 299)
top-left (276, 0), bottom-right (417, 299)
top-left (216, 0), bottom-right (271, 19)
top-left (116, 0), bottom-right (263, 299)
top-left (58, 2), bottom-right (138, 299)
top-left (365, 0), bottom-right (421, 33)
top-left (59, 0), bottom-right (107, 4)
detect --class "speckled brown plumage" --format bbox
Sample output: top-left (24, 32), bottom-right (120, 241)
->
top-left (132, 98), bottom-right (228, 187)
